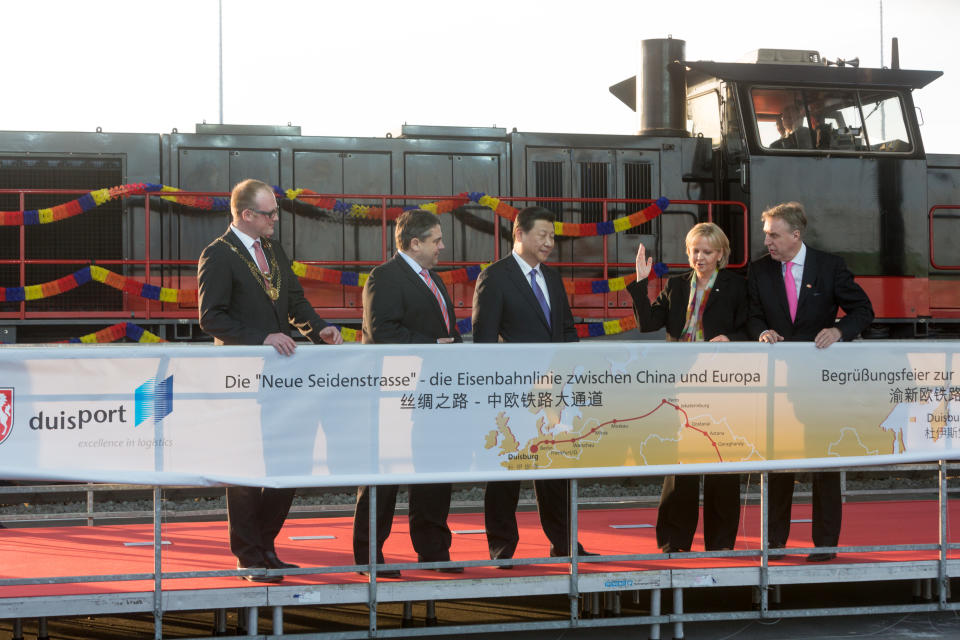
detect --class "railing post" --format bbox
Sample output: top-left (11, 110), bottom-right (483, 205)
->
top-left (760, 471), bottom-right (770, 615)
top-left (144, 191), bottom-right (152, 320)
top-left (18, 191), bottom-right (25, 321)
top-left (86, 483), bottom-right (95, 526)
top-left (568, 477), bottom-right (580, 625)
top-left (153, 485), bottom-right (163, 640)
top-left (368, 484), bottom-right (378, 635)
top-left (939, 459), bottom-right (948, 607)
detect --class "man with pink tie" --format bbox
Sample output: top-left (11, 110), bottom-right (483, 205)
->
top-left (747, 201), bottom-right (873, 562)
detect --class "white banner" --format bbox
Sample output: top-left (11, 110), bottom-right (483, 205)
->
top-left (0, 341), bottom-right (958, 487)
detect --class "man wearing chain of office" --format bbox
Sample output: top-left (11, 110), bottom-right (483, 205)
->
top-left (198, 178), bottom-right (342, 582)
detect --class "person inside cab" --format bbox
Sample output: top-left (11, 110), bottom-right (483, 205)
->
top-left (770, 104), bottom-right (813, 149)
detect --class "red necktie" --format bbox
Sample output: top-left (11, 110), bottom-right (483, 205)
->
top-left (253, 240), bottom-right (270, 274)
top-left (420, 268), bottom-right (450, 330)
top-left (784, 260), bottom-right (797, 323)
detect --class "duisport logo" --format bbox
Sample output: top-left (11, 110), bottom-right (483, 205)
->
top-left (0, 388), bottom-right (13, 445)
top-left (134, 376), bottom-right (174, 427)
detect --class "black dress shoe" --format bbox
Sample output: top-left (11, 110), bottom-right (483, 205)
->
top-left (356, 569), bottom-right (402, 578)
top-left (417, 555), bottom-right (464, 573)
top-left (263, 551), bottom-right (299, 569)
top-left (767, 542), bottom-right (786, 550)
top-left (806, 552), bottom-right (837, 562)
top-left (550, 549), bottom-right (599, 558)
top-left (237, 562), bottom-right (283, 583)
top-left (660, 545), bottom-right (690, 554)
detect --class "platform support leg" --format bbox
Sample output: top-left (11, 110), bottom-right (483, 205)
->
top-left (213, 608), bottom-right (227, 636)
top-left (246, 606), bottom-right (258, 635)
top-left (273, 605), bottom-right (283, 634)
top-left (11, 618), bottom-right (22, 640)
top-left (912, 579), bottom-right (923, 602)
top-left (425, 600), bottom-right (437, 626)
top-left (608, 591), bottom-right (621, 616)
top-left (649, 589), bottom-right (661, 640)
top-left (402, 602), bottom-right (414, 628)
top-left (673, 587), bottom-right (684, 639)
top-left (923, 578), bottom-right (933, 601)
top-left (772, 584), bottom-right (781, 604)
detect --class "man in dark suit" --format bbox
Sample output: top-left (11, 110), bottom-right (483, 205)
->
top-left (747, 201), bottom-right (873, 562)
top-left (472, 206), bottom-right (591, 562)
top-left (352, 208), bottom-right (462, 577)
top-left (198, 178), bottom-right (342, 582)
top-left (769, 104), bottom-right (814, 150)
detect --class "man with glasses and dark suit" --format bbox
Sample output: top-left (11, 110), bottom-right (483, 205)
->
top-left (198, 178), bottom-right (342, 582)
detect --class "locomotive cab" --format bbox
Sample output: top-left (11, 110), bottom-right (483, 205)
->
top-left (679, 50), bottom-right (959, 335)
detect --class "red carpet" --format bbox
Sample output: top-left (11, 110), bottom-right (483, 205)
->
top-left (1, 500), bottom-right (956, 598)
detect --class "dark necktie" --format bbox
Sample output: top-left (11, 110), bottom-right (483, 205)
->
top-left (529, 268), bottom-right (551, 328)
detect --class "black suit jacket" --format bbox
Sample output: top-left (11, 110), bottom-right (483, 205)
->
top-left (362, 254), bottom-right (462, 344)
top-left (471, 255), bottom-right (578, 344)
top-left (626, 270), bottom-right (748, 341)
top-left (747, 246), bottom-right (874, 341)
top-left (198, 228), bottom-right (329, 345)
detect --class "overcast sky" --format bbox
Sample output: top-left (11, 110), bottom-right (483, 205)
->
top-left (4, 0), bottom-right (958, 152)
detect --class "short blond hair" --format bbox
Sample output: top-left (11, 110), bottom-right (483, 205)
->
top-left (685, 222), bottom-right (730, 269)
top-left (230, 179), bottom-right (273, 222)
top-left (762, 201), bottom-right (807, 236)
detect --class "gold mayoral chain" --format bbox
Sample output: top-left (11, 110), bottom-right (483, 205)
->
top-left (218, 237), bottom-right (282, 300)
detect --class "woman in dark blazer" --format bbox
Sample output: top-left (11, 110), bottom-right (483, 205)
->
top-left (626, 222), bottom-right (747, 552)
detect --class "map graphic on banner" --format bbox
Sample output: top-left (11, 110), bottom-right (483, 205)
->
top-left (478, 346), bottom-right (959, 472)
top-left (0, 342), bottom-right (957, 486)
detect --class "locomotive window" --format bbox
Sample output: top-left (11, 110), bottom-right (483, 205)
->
top-left (862, 93), bottom-right (912, 152)
top-left (687, 90), bottom-right (722, 144)
top-left (751, 87), bottom-right (910, 154)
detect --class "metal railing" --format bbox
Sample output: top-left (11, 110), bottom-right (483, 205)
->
top-left (0, 188), bottom-right (748, 325)
top-left (0, 462), bottom-right (956, 639)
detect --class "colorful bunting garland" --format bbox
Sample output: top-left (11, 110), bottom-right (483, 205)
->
top-left (1, 183), bottom-right (670, 238)
top-left (3, 182), bottom-right (671, 341)
top-left (0, 266), bottom-right (196, 305)
top-left (60, 322), bottom-right (164, 344)
top-left (0, 183), bottom-right (231, 226)
top-left (2, 260), bottom-right (670, 306)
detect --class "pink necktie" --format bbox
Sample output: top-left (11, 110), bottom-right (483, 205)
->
top-left (420, 268), bottom-right (450, 330)
top-left (784, 260), bottom-right (797, 323)
top-left (253, 240), bottom-right (270, 274)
